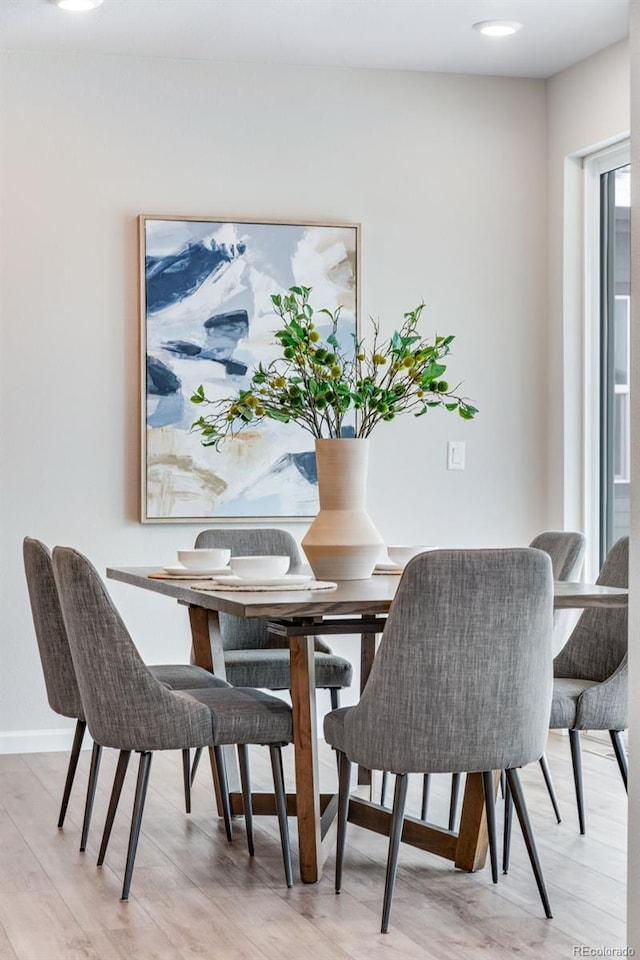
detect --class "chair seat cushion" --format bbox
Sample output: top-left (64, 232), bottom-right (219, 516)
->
top-left (149, 664), bottom-right (230, 690)
top-left (549, 678), bottom-right (597, 729)
top-left (176, 687), bottom-right (292, 745)
top-left (323, 706), bottom-right (353, 753)
top-left (223, 649), bottom-right (353, 691)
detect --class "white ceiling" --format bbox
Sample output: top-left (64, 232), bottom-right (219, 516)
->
top-left (0, 0), bottom-right (629, 80)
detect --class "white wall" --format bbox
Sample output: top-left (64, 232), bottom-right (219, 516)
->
top-left (545, 40), bottom-right (630, 536)
top-left (0, 51), bottom-right (548, 746)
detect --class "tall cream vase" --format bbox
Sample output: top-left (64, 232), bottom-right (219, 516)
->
top-left (302, 438), bottom-right (384, 581)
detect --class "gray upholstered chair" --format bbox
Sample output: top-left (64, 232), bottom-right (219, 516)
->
top-left (387, 531), bottom-right (585, 831)
top-left (500, 530), bottom-right (587, 869)
top-left (23, 537), bottom-right (228, 846)
top-left (52, 545), bottom-right (294, 900)
top-left (503, 536), bottom-right (628, 871)
top-left (550, 535), bottom-right (628, 833)
top-left (194, 528), bottom-right (353, 699)
top-left (190, 529), bottom-right (353, 786)
top-left (530, 530), bottom-right (586, 657)
top-left (324, 548), bottom-right (554, 933)
top-left (528, 530), bottom-right (586, 823)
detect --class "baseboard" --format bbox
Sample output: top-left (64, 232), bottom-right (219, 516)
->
top-left (0, 727), bottom-right (92, 754)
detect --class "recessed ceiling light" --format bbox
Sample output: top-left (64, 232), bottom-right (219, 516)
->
top-left (54, 0), bottom-right (104, 11)
top-left (473, 20), bottom-right (523, 38)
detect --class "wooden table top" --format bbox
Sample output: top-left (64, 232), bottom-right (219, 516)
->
top-left (106, 567), bottom-right (628, 619)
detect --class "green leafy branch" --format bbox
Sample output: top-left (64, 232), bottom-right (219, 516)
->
top-left (191, 286), bottom-right (477, 448)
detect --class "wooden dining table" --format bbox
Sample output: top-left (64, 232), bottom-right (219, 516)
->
top-left (106, 566), bottom-right (628, 884)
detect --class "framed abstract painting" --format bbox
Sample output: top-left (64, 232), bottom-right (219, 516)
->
top-left (140, 215), bottom-right (360, 522)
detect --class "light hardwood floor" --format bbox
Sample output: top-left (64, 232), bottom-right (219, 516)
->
top-left (0, 731), bottom-right (627, 960)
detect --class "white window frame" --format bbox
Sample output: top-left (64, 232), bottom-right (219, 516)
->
top-left (583, 140), bottom-right (630, 576)
top-left (613, 293), bottom-right (631, 484)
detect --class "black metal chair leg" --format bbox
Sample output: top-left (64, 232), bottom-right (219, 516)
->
top-left (499, 770), bottom-right (506, 800)
top-left (449, 772), bottom-right (462, 831)
top-left (213, 745), bottom-right (233, 842)
top-left (190, 747), bottom-right (203, 786)
top-left (539, 754), bottom-right (562, 822)
top-left (568, 729), bottom-right (586, 834)
top-left (381, 773), bottom-right (408, 934)
top-left (482, 772), bottom-right (498, 883)
top-left (238, 744), bottom-right (254, 857)
top-left (182, 749), bottom-right (192, 814)
top-left (421, 774), bottom-right (431, 820)
top-left (121, 751), bottom-right (153, 902)
top-left (609, 730), bottom-right (628, 792)
top-left (269, 745), bottom-right (293, 888)
top-left (380, 771), bottom-right (388, 806)
top-left (505, 768), bottom-right (553, 919)
top-left (335, 751), bottom-right (352, 894)
top-left (80, 741), bottom-right (102, 852)
top-left (97, 749), bottom-right (130, 866)
top-left (503, 775), bottom-right (512, 874)
top-left (330, 689), bottom-right (340, 710)
top-left (58, 719), bottom-right (86, 829)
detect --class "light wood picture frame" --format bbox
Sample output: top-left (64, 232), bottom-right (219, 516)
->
top-left (140, 215), bottom-right (360, 522)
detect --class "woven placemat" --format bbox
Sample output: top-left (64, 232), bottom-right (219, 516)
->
top-left (373, 565), bottom-right (403, 575)
top-left (193, 579), bottom-right (338, 593)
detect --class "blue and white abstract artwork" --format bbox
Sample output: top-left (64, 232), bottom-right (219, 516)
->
top-left (141, 216), bottom-right (359, 521)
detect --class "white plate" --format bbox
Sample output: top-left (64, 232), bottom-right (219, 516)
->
top-left (212, 574), bottom-right (313, 587)
top-left (162, 565), bottom-right (231, 577)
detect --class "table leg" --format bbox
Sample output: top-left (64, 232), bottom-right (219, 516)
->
top-left (454, 770), bottom-right (499, 871)
top-left (357, 629), bottom-right (378, 799)
top-left (187, 606), bottom-right (240, 811)
top-left (188, 606), bottom-right (227, 677)
top-left (289, 633), bottom-right (322, 883)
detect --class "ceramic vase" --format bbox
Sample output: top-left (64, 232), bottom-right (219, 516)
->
top-left (302, 438), bottom-right (384, 580)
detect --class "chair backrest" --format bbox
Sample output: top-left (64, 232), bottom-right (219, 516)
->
top-left (52, 546), bottom-right (212, 752)
top-left (23, 537), bottom-right (84, 720)
top-left (341, 549), bottom-right (554, 775)
top-left (195, 528), bottom-right (302, 651)
top-left (553, 536), bottom-right (628, 683)
top-left (529, 531), bottom-right (586, 656)
top-left (529, 531), bottom-right (585, 581)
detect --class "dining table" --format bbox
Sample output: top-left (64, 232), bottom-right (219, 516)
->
top-left (106, 565), bottom-right (628, 884)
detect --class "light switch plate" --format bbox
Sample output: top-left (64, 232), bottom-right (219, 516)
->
top-left (447, 441), bottom-right (465, 470)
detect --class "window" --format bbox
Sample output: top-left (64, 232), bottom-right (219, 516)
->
top-left (584, 144), bottom-right (631, 567)
top-left (600, 163), bottom-right (631, 559)
top-left (612, 294), bottom-right (630, 483)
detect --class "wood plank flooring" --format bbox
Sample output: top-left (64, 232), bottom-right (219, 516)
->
top-left (0, 732), bottom-right (627, 960)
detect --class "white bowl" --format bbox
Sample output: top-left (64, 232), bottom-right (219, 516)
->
top-left (387, 545), bottom-right (438, 566)
top-left (177, 548), bottom-right (231, 570)
top-left (229, 555), bottom-right (290, 580)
